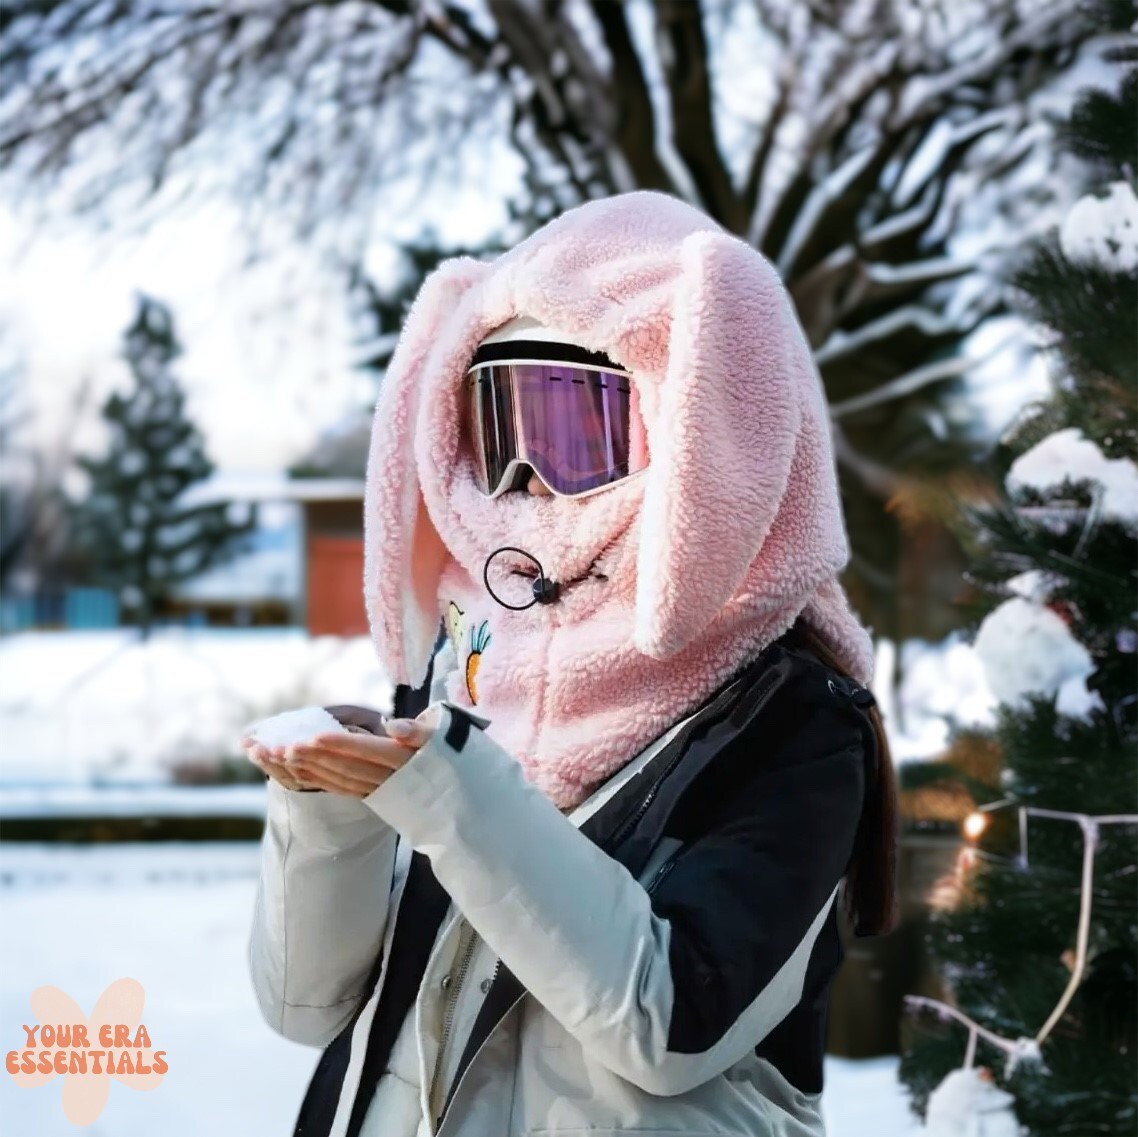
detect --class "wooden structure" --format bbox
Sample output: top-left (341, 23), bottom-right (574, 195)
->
top-left (304, 496), bottom-right (368, 636)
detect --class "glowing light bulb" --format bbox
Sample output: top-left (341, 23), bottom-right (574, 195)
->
top-left (963, 811), bottom-right (989, 841)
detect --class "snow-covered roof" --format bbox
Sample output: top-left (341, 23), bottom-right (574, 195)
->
top-left (178, 472), bottom-right (364, 508)
top-left (170, 546), bottom-right (299, 604)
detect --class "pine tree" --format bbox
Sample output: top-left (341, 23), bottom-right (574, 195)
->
top-left (71, 294), bottom-right (255, 637)
top-left (897, 59), bottom-right (1137, 1137)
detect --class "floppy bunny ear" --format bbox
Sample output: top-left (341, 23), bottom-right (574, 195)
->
top-left (364, 256), bottom-right (486, 688)
top-left (634, 230), bottom-right (817, 659)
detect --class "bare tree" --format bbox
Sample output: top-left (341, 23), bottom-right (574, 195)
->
top-left (1, 0), bottom-right (1122, 642)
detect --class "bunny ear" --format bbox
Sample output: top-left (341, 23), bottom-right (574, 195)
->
top-left (364, 256), bottom-right (486, 687)
top-left (634, 230), bottom-right (811, 659)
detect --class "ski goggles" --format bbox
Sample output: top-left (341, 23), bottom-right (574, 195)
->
top-left (462, 341), bottom-right (649, 498)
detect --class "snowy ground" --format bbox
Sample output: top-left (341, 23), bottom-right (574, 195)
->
top-left (0, 842), bottom-right (922, 1137)
top-left (0, 628), bottom-right (998, 791)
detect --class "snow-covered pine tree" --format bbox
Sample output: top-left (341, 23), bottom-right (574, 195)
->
top-left (897, 58), bottom-right (1137, 1137)
top-left (71, 295), bottom-right (255, 637)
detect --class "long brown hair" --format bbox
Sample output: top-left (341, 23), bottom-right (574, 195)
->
top-left (793, 621), bottom-right (901, 938)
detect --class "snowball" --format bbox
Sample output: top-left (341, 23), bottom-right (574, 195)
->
top-left (974, 598), bottom-right (1093, 710)
top-left (245, 706), bottom-right (350, 749)
top-left (1007, 428), bottom-right (1138, 531)
top-left (925, 1067), bottom-right (1020, 1137)
top-left (1059, 181), bottom-right (1138, 273)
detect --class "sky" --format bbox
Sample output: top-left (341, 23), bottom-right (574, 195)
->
top-left (0, 171), bottom-right (515, 478)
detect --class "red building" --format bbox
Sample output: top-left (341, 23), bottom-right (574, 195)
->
top-left (177, 475), bottom-right (367, 635)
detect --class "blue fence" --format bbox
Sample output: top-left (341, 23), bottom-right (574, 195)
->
top-left (1, 588), bottom-right (121, 632)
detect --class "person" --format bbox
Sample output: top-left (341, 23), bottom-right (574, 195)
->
top-left (244, 190), bottom-right (900, 1137)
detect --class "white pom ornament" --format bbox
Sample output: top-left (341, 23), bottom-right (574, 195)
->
top-left (924, 1067), bottom-right (1022, 1137)
top-left (1059, 181), bottom-right (1138, 273)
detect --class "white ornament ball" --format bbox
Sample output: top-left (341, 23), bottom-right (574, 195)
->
top-left (925, 1067), bottom-right (1021, 1137)
top-left (1059, 181), bottom-right (1138, 273)
top-left (973, 597), bottom-right (1093, 710)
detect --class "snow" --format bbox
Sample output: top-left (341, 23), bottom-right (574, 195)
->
top-left (245, 706), bottom-right (350, 749)
top-left (0, 630), bottom-right (393, 786)
top-left (973, 598), bottom-right (1096, 714)
top-left (0, 784), bottom-right (267, 819)
top-left (888, 633), bottom-right (998, 761)
top-left (1006, 428), bottom-right (1138, 531)
top-left (0, 842), bottom-right (923, 1136)
top-left (118, 450), bottom-right (145, 476)
top-left (1059, 181), bottom-right (1138, 273)
top-left (176, 473), bottom-right (365, 509)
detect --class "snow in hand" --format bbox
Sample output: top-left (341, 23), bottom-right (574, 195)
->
top-left (245, 706), bottom-right (349, 749)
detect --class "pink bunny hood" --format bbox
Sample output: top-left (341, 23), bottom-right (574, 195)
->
top-left (364, 191), bottom-right (875, 809)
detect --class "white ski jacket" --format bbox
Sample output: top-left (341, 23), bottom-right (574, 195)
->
top-left (248, 627), bottom-right (880, 1137)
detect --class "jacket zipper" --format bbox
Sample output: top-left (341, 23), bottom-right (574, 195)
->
top-left (645, 851), bottom-right (679, 895)
top-left (429, 920), bottom-right (477, 1128)
top-left (606, 745), bottom-right (687, 852)
top-left (608, 667), bottom-right (781, 854)
top-left (434, 953), bottom-right (502, 1131)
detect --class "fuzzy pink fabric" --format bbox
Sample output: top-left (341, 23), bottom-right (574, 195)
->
top-left (363, 191), bottom-right (876, 808)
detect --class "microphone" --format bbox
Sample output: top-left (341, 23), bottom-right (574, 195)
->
top-left (484, 546), bottom-right (560, 611)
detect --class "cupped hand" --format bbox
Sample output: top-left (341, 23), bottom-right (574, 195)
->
top-left (242, 738), bottom-right (321, 792)
top-left (248, 716), bottom-right (436, 799)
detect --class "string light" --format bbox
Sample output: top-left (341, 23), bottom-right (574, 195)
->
top-left (907, 805), bottom-right (1138, 1076)
top-left (963, 811), bottom-right (988, 840)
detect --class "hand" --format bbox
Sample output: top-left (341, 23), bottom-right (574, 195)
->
top-left (241, 738), bottom-right (322, 792)
top-left (275, 715), bottom-right (437, 799)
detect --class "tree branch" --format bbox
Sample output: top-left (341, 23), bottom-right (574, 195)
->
top-left (588, 0), bottom-right (675, 193)
top-left (653, 0), bottom-right (744, 231)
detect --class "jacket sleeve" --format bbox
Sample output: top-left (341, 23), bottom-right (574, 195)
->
top-left (248, 779), bottom-right (399, 1047)
top-left (359, 698), bottom-right (867, 1095)
top-left (247, 633), bottom-right (451, 1047)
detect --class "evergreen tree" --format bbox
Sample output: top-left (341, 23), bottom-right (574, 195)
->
top-left (898, 58), bottom-right (1137, 1137)
top-left (71, 295), bottom-right (255, 637)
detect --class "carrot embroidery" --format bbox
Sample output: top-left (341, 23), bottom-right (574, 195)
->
top-left (466, 620), bottom-right (492, 704)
